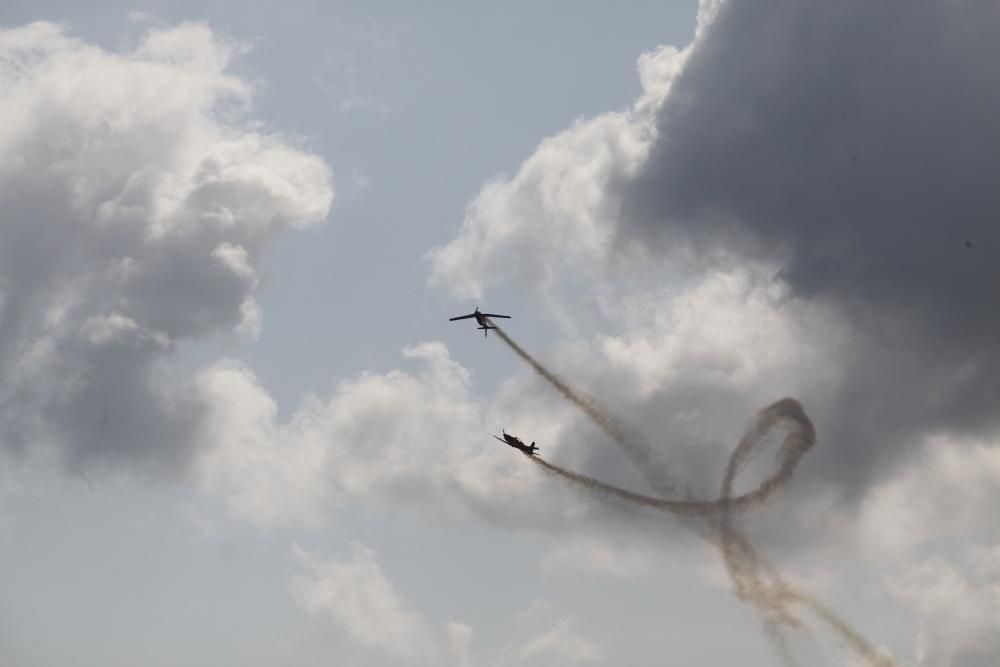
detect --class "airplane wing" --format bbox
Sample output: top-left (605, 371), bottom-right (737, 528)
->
top-left (492, 435), bottom-right (507, 443)
top-left (449, 313), bottom-right (477, 321)
top-left (480, 313), bottom-right (511, 319)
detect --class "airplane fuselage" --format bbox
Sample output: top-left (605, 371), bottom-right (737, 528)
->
top-left (494, 432), bottom-right (539, 456)
top-left (448, 308), bottom-right (509, 338)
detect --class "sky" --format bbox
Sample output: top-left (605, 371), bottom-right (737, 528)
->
top-left (1, 1), bottom-right (999, 666)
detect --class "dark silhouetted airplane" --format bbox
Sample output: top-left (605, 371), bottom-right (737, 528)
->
top-left (493, 430), bottom-right (539, 456)
top-left (449, 307), bottom-right (510, 337)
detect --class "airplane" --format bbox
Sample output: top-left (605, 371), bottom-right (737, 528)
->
top-left (449, 307), bottom-right (511, 337)
top-left (493, 430), bottom-right (539, 456)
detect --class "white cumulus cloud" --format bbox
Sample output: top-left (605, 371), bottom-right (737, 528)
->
top-left (0, 22), bottom-right (333, 471)
top-left (291, 541), bottom-right (441, 665)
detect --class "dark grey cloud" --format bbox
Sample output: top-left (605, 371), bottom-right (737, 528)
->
top-left (0, 23), bottom-right (332, 473)
top-left (619, 0), bottom-right (1000, 495)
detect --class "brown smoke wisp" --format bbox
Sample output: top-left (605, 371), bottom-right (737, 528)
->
top-left (489, 320), bottom-right (895, 666)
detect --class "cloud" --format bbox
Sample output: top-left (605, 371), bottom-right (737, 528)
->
top-left (855, 434), bottom-right (1000, 561)
top-left (0, 22), bottom-right (333, 472)
top-left (290, 543), bottom-right (605, 667)
top-left (427, 44), bottom-right (686, 301)
top-left (887, 549), bottom-right (1000, 667)
top-left (513, 618), bottom-right (604, 666)
top-left (195, 343), bottom-right (488, 526)
top-left (629, 1), bottom-right (1000, 336)
top-left (428, 0), bottom-right (1000, 502)
top-left (425, 6), bottom-right (1000, 659)
top-left (290, 542), bottom-right (440, 665)
top-left (619, 0), bottom-right (1000, 493)
top-left (195, 342), bottom-right (633, 533)
top-left (446, 621), bottom-right (474, 667)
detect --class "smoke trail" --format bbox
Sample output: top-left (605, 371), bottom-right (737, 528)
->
top-left (718, 417), bottom-right (893, 666)
top-left (493, 321), bottom-right (814, 515)
top-left (490, 321), bottom-right (894, 666)
top-left (529, 426), bottom-right (892, 666)
top-left (491, 322), bottom-right (684, 498)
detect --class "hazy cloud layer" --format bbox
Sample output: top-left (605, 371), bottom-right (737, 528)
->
top-left (888, 549), bottom-right (1000, 667)
top-left (290, 542), bottom-right (604, 667)
top-left (512, 618), bottom-right (604, 666)
top-left (291, 542), bottom-right (441, 665)
top-left (0, 23), bottom-right (333, 471)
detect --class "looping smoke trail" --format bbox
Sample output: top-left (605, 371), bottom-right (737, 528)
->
top-left (490, 323), bottom-right (685, 498)
top-left (490, 320), bottom-right (895, 666)
top-left (493, 323), bottom-right (814, 515)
